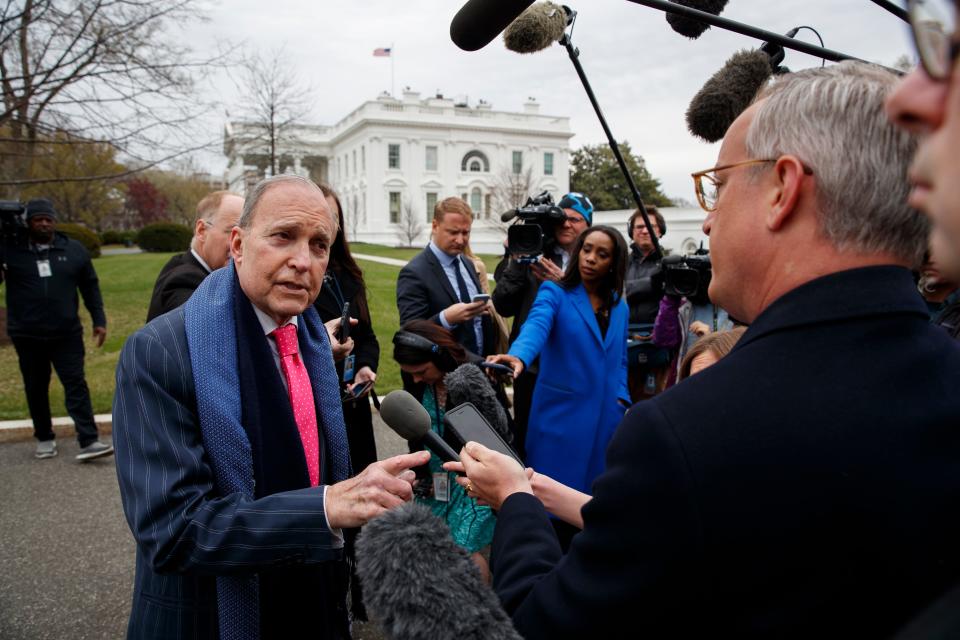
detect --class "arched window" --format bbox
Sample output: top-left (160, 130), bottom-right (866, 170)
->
top-left (470, 188), bottom-right (482, 216)
top-left (461, 150), bottom-right (489, 173)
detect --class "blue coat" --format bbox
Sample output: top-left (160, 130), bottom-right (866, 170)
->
top-left (509, 281), bottom-right (629, 494)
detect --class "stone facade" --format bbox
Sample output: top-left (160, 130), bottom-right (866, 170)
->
top-left (223, 90), bottom-right (574, 253)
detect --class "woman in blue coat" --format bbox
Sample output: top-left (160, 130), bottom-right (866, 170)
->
top-left (489, 225), bottom-right (630, 535)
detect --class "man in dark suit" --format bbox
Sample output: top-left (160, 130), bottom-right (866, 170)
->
top-left (145, 190), bottom-right (243, 321)
top-left (395, 196), bottom-right (492, 359)
top-left (449, 62), bottom-right (960, 637)
top-left (114, 175), bottom-right (428, 639)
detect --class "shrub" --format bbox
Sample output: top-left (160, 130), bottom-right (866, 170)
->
top-left (100, 229), bottom-right (137, 245)
top-left (136, 223), bottom-right (192, 252)
top-left (58, 223), bottom-right (102, 258)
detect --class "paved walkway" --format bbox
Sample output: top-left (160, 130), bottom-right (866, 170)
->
top-left (0, 408), bottom-right (407, 639)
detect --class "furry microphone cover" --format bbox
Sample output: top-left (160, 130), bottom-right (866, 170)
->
top-left (444, 364), bottom-right (511, 442)
top-left (356, 502), bottom-right (522, 640)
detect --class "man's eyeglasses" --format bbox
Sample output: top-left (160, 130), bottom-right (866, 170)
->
top-left (691, 159), bottom-right (776, 213)
top-left (691, 159), bottom-right (814, 213)
top-left (908, 0), bottom-right (960, 80)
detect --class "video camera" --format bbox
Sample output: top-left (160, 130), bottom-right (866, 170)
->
top-left (662, 247), bottom-right (712, 305)
top-left (501, 191), bottom-right (568, 263)
top-left (0, 200), bottom-right (27, 248)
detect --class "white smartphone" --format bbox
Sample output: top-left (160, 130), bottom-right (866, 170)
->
top-left (471, 293), bottom-right (491, 304)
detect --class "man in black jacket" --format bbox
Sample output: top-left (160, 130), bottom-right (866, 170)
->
top-left (146, 190), bottom-right (243, 321)
top-left (1, 199), bottom-right (112, 461)
top-left (491, 192), bottom-right (592, 459)
top-left (452, 62), bottom-right (960, 637)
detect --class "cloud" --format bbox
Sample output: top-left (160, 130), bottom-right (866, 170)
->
top-left (185, 0), bottom-right (914, 200)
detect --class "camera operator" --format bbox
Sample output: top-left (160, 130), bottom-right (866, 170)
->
top-left (1, 199), bottom-right (113, 461)
top-left (624, 206), bottom-right (676, 401)
top-left (624, 206), bottom-right (666, 324)
top-left (492, 192), bottom-right (593, 460)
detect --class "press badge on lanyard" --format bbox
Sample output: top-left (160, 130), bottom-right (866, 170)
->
top-left (432, 472), bottom-right (450, 502)
top-left (36, 260), bottom-right (52, 278)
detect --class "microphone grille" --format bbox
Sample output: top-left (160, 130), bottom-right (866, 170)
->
top-left (665, 0), bottom-right (730, 39)
top-left (379, 390), bottom-right (432, 440)
top-left (503, 1), bottom-right (567, 54)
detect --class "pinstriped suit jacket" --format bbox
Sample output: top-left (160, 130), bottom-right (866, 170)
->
top-left (113, 307), bottom-right (343, 639)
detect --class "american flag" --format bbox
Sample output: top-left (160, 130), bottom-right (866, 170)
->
top-left (373, 47), bottom-right (392, 57)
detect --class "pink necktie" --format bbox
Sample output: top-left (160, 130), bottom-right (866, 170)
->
top-left (270, 324), bottom-right (320, 487)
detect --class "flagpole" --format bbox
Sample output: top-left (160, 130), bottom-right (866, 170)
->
top-left (391, 42), bottom-right (395, 97)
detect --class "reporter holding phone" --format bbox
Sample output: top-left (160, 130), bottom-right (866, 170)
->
top-left (486, 226), bottom-right (630, 550)
top-left (392, 320), bottom-right (513, 583)
top-left (312, 185), bottom-right (380, 620)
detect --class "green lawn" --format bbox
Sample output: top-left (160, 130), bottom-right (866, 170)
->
top-left (0, 245), bottom-right (502, 420)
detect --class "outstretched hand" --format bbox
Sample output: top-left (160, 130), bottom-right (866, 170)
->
top-left (485, 353), bottom-right (524, 378)
top-left (325, 451), bottom-right (430, 529)
top-left (443, 441), bottom-right (532, 511)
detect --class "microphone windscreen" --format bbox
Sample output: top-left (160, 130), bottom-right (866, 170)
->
top-left (357, 502), bottom-right (523, 640)
top-left (380, 390), bottom-right (432, 441)
top-left (444, 364), bottom-right (511, 442)
top-left (685, 49), bottom-right (773, 143)
top-left (503, 1), bottom-right (567, 54)
top-left (665, 0), bottom-right (730, 39)
top-left (450, 0), bottom-right (536, 52)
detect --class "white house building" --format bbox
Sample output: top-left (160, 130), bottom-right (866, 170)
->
top-left (223, 89), bottom-right (574, 253)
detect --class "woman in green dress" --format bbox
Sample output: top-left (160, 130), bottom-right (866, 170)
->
top-left (393, 320), bottom-right (505, 582)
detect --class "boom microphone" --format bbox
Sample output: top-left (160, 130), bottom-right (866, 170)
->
top-left (665, 0), bottom-right (730, 39)
top-left (379, 390), bottom-right (460, 463)
top-left (444, 364), bottom-right (511, 442)
top-left (503, 1), bottom-right (569, 54)
top-left (356, 502), bottom-right (523, 640)
top-left (450, 0), bottom-right (535, 52)
top-left (685, 49), bottom-right (774, 143)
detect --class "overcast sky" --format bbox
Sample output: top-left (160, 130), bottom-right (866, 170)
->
top-left (184, 0), bottom-right (915, 203)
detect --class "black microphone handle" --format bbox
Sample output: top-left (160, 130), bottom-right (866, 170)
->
top-left (420, 431), bottom-right (461, 463)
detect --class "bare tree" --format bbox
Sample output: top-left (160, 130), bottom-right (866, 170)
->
top-left (489, 164), bottom-right (536, 232)
top-left (397, 198), bottom-right (425, 247)
top-left (234, 48), bottom-right (312, 178)
top-left (0, 0), bottom-right (229, 192)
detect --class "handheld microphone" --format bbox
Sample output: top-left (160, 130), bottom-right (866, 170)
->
top-left (665, 0), bottom-right (730, 39)
top-left (450, 0), bottom-right (535, 52)
top-left (380, 390), bottom-right (460, 463)
top-left (502, 1), bottom-right (569, 54)
top-left (356, 502), bottom-right (523, 640)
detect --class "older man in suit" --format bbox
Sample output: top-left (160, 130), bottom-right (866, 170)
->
top-left (145, 190), bottom-right (243, 321)
top-left (450, 62), bottom-right (960, 637)
top-left (395, 197), bottom-right (492, 359)
top-left (114, 175), bottom-right (428, 639)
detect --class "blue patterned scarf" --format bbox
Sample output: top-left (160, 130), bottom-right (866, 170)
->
top-left (184, 262), bottom-right (351, 640)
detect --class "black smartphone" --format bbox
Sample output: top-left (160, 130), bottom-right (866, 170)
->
top-left (339, 302), bottom-right (351, 342)
top-left (351, 380), bottom-right (373, 398)
top-left (443, 403), bottom-right (522, 465)
top-left (342, 380), bottom-right (372, 403)
top-left (477, 361), bottom-right (513, 375)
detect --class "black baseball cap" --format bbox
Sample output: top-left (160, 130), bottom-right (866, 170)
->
top-left (25, 198), bottom-right (57, 221)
